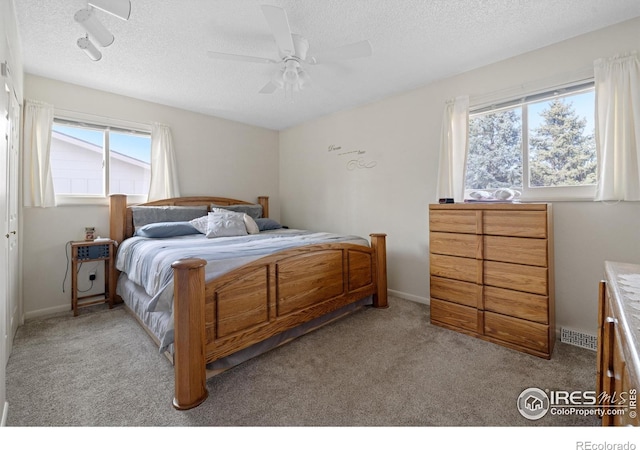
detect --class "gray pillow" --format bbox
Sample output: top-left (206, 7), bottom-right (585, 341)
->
top-left (211, 203), bottom-right (262, 220)
top-left (131, 205), bottom-right (208, 229)
top-left (255, 218), bottom-right (283, 231)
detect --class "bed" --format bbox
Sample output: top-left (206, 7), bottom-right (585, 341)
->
top-left (109, 194), bottom-right (387, 410)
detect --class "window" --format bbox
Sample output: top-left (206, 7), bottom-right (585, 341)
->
top-left (50, 118), bottom-right (151, 204)
top-left (465, 82), bottom-right (596, 200)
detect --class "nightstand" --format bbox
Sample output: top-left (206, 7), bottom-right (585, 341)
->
top-left (70, 240), bottom-right (116, 316)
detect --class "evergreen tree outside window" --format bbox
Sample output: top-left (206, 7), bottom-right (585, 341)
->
top-left (465, 83), bottom-right (596, 200)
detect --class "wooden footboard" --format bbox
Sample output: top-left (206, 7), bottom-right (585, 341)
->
top-left (108, 194), bottom-right (387, 410)
top-left (171, 234), bottom-right (387, 410)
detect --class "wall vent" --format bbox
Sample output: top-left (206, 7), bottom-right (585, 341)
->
top-left (560, 328), bottom-right (597, 351)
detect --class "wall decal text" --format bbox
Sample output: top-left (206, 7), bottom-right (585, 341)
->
top-left (328, 144), bottom-right (377, 171)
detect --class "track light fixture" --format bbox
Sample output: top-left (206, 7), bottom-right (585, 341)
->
top-left (74, 0), bottom-right (131, 61)
top-left (77, 35), bottom-right (102, 61)
top-left (74, 7), bottom-right (114, 47)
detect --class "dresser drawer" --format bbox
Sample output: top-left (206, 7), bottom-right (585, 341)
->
top-left (484, 260), bottom-right (548, 295)
top-left (430, 298), bottom-right (478, 333)
top-left (430, 232), bottom-right (481, 259)
top-left (430, 253), bottom-right (482, 284)
top-left (430, 275), bottom-right (480, 308)
top-left (483, 285), bottom-right (548, 324)
top-left (483, 235), bottom-right (547, 267)
top-left (484, 311), bottom-right (549, 354)
top-left (483, 210), bottom-right (547, 238)
top-left (429, 210), bottom-right (481, 234)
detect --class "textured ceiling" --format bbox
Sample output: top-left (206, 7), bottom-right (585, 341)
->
top-left (13, 0), bottom-right (640, 130)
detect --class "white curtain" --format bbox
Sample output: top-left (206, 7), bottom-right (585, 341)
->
top-left (148, 122), bottom-right (180, 201)
top-left (436, 95), bottom-right (469, 202)
top-left (22, 99), bottom-right (55, 207)
top-left (594, 52), bottom-right (640, 201)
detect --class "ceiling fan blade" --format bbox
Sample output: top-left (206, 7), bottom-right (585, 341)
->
top-left (260, 5), bottom-right (295, 56)
top-left (309, 40), bottom-right (373, 65)
top-left (259, 81), bottom-right (279, 94)
top-left (207, 51), bottom-right (277, 64)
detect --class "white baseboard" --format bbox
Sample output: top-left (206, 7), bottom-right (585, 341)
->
top-left (388, 289), bottom-right (429, 305)
top-left (23, 304), bottom-right (70, 321)
top-left (1, 401), bottom-right (8, 427)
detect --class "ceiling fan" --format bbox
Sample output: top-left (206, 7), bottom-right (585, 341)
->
top-left (207, 5), bottom-right (373, 95)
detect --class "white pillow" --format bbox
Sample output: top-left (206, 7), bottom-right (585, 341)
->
top-left (243, 214), bottom-right (260, 234)
top-left (211, 208), bottom-right (259, 234)
top-left (189, 215), bottom-right (209, 234)
top-left (205, 211), bottom-right (248, 238)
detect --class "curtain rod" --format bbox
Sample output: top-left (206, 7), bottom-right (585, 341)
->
top-left (469, 65), bottom-right (594, 112)
top-left (53, 107), bottom-right (152, 132)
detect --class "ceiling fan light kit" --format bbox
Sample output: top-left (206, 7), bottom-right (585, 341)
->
top-left (74, 0), bottom-right (131, 61)
top-left (283, 59), bottom-right (300, 83)
top-left (207, 4), bottom-right (373, 98)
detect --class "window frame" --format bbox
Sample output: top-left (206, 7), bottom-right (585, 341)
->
top-left (467, 80), bottom-right (597, 202)
top-left (51, 111), bottom-right (152, 206)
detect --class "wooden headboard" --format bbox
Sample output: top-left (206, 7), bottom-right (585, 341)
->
top-left (109, 195), bottom-right (269, 244)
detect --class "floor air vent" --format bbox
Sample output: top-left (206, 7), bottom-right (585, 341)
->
top-left (560, 328), bottom-right (597, 351)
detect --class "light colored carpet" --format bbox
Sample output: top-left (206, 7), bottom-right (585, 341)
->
top-left (5, 296), bottom-right (599, 426)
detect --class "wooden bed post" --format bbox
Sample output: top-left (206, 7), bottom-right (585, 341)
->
top-left (370, 233), bottom-right (388, 308)
top-left (258, 196), bottom-right (269, 218)
top-left (109, 194), bottom-right (127, 244)
top-left (171, 258), bottom-right (208, 410)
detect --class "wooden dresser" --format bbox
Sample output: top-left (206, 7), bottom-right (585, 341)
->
top-left (429, 203), bottom-right (555, 359)
top-left (597, 261), bottom-right (640, 426)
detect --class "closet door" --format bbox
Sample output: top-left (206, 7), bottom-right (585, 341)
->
top-left (0, 68), bottom-right (8, 378)
top-left (6, 84), bottom-right (19, 358)
top-left (1, 64), bottom-right (19, 365)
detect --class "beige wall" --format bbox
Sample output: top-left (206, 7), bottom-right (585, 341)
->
top-left (280, 17), bottom-right (640, 336)
top-left (22, 75), bottom-right (279, 317)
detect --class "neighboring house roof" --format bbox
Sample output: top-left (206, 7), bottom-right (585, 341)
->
top-left (52, 130), bottom-right (149, 169)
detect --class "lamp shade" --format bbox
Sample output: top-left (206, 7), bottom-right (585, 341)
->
top-left (283, 59), bottom-right (299, 85)
top-left (74, 8), bottom-right (114, 47)
top-left (297, 69), bottom-right (311, 89)
top-left (88, 0), bottom-right (131, 21)
top-left (77, 36), bottom-right (102, 61)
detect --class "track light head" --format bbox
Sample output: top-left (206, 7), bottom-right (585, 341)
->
top-left (77, 36), bottom-right (102, 61)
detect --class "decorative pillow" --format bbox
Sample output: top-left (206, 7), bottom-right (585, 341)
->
top-left (255, 218), bottom-right (283, 231)
top-left (134, 221), bottom-right (201, 238)
top-left (131, 205), bottom-right (208, 229)
top-left (243, 214), bottom-right (260, 234)
top-left (205, 212), bottom-right (248, 238)
top-left (189, 215), bottom-right (209, 234)
top-left (211, 208), bottom-right (259, 234)
top-left (211, 203), bottom-right (263, 220)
